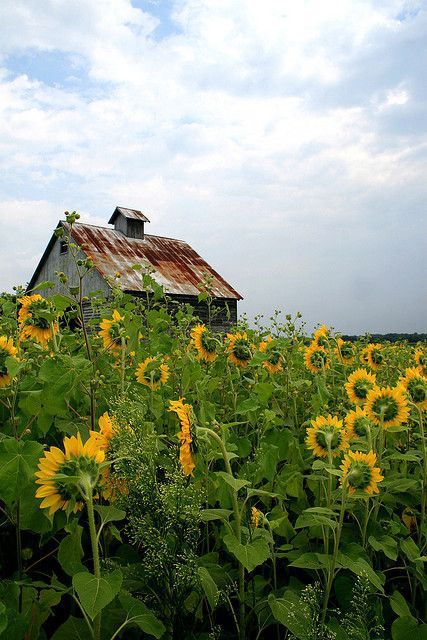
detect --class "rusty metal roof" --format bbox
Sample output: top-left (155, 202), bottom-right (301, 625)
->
top-left (66, 222), bottom-right (242, 299)
top-left (108, 207), bottom-right (150, 225)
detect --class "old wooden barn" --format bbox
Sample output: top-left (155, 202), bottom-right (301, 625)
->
top-left (28, 207), bottom-right (242, 330)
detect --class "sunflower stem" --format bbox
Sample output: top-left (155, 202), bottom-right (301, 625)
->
top-left (321, 482), bottom-right (347, 625)
top-left (417, 405), bottom-right (427, 547)
top-left (373, 413), bottom-right (385, 521)
top-left (197, 426), bottom-right (246, 640)
top-left (120, 336), bottom-right (126, 396)
top-left (50, 321), bottom-right (59, 352)
top-left (85, 487), bottom-right (101, 640)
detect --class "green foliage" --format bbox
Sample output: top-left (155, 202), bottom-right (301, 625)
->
top-left (0, 278), bottom-right (426, 639)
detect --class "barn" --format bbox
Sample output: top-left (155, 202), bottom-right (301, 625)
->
top-left (27, 207), bottom-right (242, 330)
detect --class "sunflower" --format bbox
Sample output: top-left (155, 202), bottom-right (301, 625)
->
top-left (169, 398), bottom-right (195, 476)
top-left (402, 507), bottom-right (417, 532)
top-left (365, 386), bottom-right (410, 429)
top-left (99, 309), bottom-right (125, 353)
top-left (313, 325), bottom-right (330, 347)
top-left (226, 332), bottom-right (253, 367)
top-left (90, 411), bottom-right (119, 450)
top-left (414, 349), bottom-right (427, 377)
top-left (340, 450), bottom-right (383, 495)
top-left (135, 356), bottom-right (170, 390)
top-left (360, 346), bottom-right (371, 366)
top-left (251, 506), bottom-right (261, 528)
top-left (191, 324), bottom-right (218, 363)
top-left (259, 336), bottom-right (283, 374)
top-left (35, 433), bottom-right (106, 515)
top-left (0, 336), bottom-right (18, 388)
top-left (399, 368), bottom-right (427, 410)
top-left (344, 406), bottom-right (372, 440)
top-left (304, 343), bottom-right (329, 375)
top-left (18, 294), bottom-right (58, 345)
top-left (334, 338), bottom-right (355, 365)
top-left (345, 369), bottom-right (376, 405)
top-left (306, 414), bottom-right (350, 459)
top-left (366, 344), bottom-right (383, 370)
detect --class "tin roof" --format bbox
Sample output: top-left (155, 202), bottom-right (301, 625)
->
top-left (64, 222), bottom-right (242, 299)
top-left (108, 207), bottom-right (150, 225)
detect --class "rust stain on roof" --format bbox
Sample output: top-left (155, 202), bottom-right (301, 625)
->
top-left (66, 222), bottom-right (242, 299)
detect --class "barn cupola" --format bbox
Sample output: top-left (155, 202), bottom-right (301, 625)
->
top-left (108, 206), bottom-right (150, 240)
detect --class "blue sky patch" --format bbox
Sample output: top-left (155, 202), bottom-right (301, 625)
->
top-left (131, 0), bottom-right (181, 39)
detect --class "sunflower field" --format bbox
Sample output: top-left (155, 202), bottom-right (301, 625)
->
top-left (0, 251), bottom-right (427, 639)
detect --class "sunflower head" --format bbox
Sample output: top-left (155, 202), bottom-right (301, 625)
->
top-left (344, 406), bottom-right (372, 440)
top-left (169, 398), bottom-right (195, 476)
top-left (335, 338), bottom-right (354, 365)
top-left (414, 349), bottom-right (427, 376)
top-left (226, 332), bottom-right (253, 367)
top-left (98, 309), bottom-right (125, 353)
top-left (90, 411), bottom-right (127, 450)
top-left (251, 506), bottom-right (261, 528)
top-left (399, 368), bottom-right (427, 409)
top-left (135, 356), bottom-right (170, 390)
top-left (18, 295), bottom-right (58, 345)
top-left (304, 343), bottom-right (329, 374)
top-left (365, 385), bottom-right (410, 428)
top-left (340, 450), bottom-right (384, 495)
top-left (35, 433), bottom-right (106, 515)
top-left (259, 336), bottom-right (283, 374)
top-left (345, 368), bottom-right (377, 405)
top-left (191, 324), bottom-right (218, 362)
top-left (313, 325), bottom-right (330, 347)
top-left (306, 414), bottom-right (349, 459)
top-left (0, 336), bottom-right (18, 388)
top-left (366, 344), bottom-right (383, 370)
top-left (402, 507), bottom-right (417, 532)
top-left (360, 346), bottom-right (371, 366)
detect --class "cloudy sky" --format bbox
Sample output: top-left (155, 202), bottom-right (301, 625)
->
top-left (0, 0), bottom-right (426, 333)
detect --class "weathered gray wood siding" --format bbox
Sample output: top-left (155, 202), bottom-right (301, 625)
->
top-left (31, 236), bottom-right (111, 299)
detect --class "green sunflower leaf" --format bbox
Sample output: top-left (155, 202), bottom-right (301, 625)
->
top-left (0, 439), bottom-right (43, 507)
top-left (223, 534), bottom-right (270, 572)
top-left (72, 570), bottom-right (123, 620)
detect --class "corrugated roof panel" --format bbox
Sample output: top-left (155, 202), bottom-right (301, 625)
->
top-left (66, 222), bottom-right (242, 299)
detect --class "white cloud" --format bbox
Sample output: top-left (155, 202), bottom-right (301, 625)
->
top-left (0, 0), bottom-right (426, 331)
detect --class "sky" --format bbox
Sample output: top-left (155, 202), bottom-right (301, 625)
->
top-left (0, 0), bottom-right (426, 334)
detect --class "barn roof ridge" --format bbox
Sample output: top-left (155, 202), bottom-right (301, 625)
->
top-left (70, 220), bottom-right (187, 243)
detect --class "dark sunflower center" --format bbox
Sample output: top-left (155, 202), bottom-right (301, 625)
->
top-left (55, 457), bottom-right (100, 501)
top-left (311, 350), bottom-right (326, 368)
top-left (371, 349), bottom-right (383, 365)
top-left (27, 301), bottom-right (51, 329)
top-left (201, 331), bottom-right (216, 353)
top-left (109, 322), bottom-right (122, 345)
top-left (0, 350), bottom-right (8, 376)
top-left (233, 340), bottom-right (251, 361)
top-left (354, 379), bottom-right (373, 399)
top-left (407, 378), bottom-right (426, 403)
top-left (372, 396), bottom-right (398, 422)
top-left (341, 343), bottom-right (353, 359)
top-left (268, 351), bottom-right (280, 365)
top-left (316, 335), bottom-right (328, 347)
top-left (418, 354), bottom-right (426, 366)
top-left (315, 427), bottom-right (341, 451)
top-left (347, 461), bottom-right (372, 490)
top-left (354, 417), bottom-right (370, 437)
top-left (144, 363), bottom-right (162, 383)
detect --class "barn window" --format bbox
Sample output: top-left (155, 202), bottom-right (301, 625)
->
top-left (59, 240), bottom-right (68, 255)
